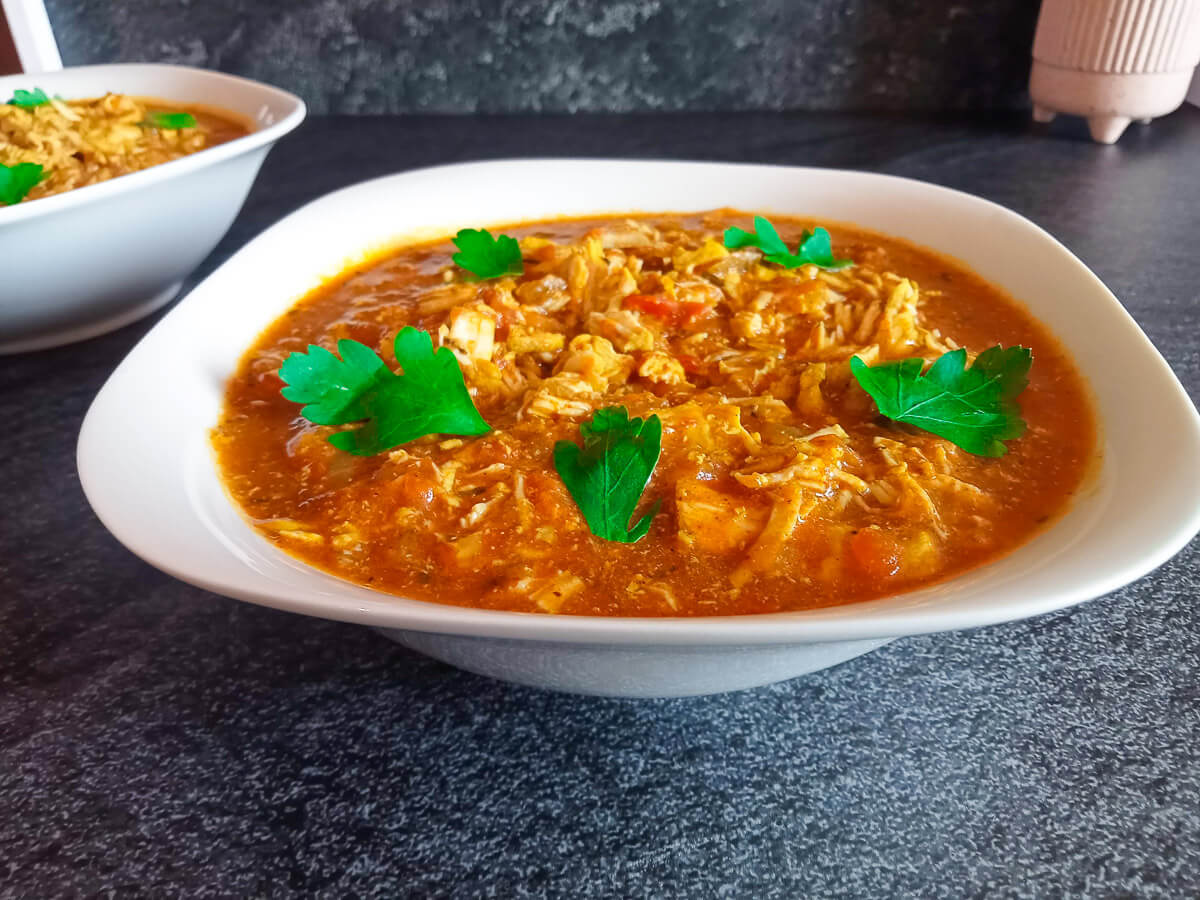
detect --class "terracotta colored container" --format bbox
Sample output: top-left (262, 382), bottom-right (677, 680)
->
top-left (1030, 0), bottom-right (1200, 142)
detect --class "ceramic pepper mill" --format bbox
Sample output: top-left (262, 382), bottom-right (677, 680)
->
top-left (1030, 0), bottom-right (1200, 143)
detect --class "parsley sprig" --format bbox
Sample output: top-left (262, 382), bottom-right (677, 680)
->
top-left (0, 163), bottom-right (44, 205)
top-left (451, 228), bottom-right (524, 280)
top-left (6, 88), bottom-right (50, 108)
top-left (554, 407), bottom-right (663, 543)
top-left (142, 111), bottom-right (197, 130)
top-left (279, 327), bottom-right (490, 456)
top-left (850, 346), bottom-right (1032, 457)
top-left (724, 216), bottom-right (852, 270)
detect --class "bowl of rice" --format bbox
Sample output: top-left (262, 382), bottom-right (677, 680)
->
top-left (0, 64), bottom-right (305, 353)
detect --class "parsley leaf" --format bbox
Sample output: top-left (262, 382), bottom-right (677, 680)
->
top-left (143, 111), bottom-right (197, 129)
top-left (451, 228), bottom-right (524, 280)
top-left (0, 162), bottom-right (44, 205)
top-left (553, 407), bottom-right (663, 543)
top-left (850, 345), bottom-right (1033, 457)
top-left (7, 88), bottom-right (50, 108)
top-left (724, 216), bottom-right (852, 270)
top-left (279, 326), bottom-right (491, 456)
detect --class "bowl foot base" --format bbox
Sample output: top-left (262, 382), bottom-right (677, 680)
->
top-left (0, 281), bottom-right (183, 354)
top-left (1028, 61), bottom-right (1193, 144)
top-left (376, 629), bottom-right (896, 697)
top-left (1032, 104), bottom-right (1057, 123)
top-left (1088, 114), bottom-right (1132, 144)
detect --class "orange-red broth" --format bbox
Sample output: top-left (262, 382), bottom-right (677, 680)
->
top-left (212, 212), bottom-right (1096, 616)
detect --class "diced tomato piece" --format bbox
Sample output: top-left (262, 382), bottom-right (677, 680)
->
top-left (525, 471), bottom-right (572, 521)
top-left (623, 293), bottom-right (677, 320)
top-left (676, 353), bottom-right (705, 375)
top-left (622, 293), bottom-right (712, 326)
top-left (432, 541), bottom-right (458, 570)
top-left (850, 527), bottom-right (902, 579)
top-left (392, 472), bottom-right (437, 510)
top-left (676, 299), bottom-right (711, 324)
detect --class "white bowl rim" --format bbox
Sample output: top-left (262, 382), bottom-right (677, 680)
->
top-left (0, 63), bottom-right (306, 225)
top-left (76, 158), bottom-right (1200, 646)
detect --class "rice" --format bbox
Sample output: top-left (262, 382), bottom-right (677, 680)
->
top-left (0, 92), bottom-right (247, 204)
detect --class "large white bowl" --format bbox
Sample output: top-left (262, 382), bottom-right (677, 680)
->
top-left (77, 160), bottom-right (1200, 697)
top-left (0, 64), bottom-right (305, 353)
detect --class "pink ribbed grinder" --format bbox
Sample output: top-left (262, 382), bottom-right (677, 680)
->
top-left (1030, 0), bottom-right (1200, 142)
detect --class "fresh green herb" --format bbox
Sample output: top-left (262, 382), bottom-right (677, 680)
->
top-left (850, 345), bottom-right (1032, 457)
top-left (553, 407), bottom-right (663, 543)
top-left (451, 228), bottom-right (524, 280)
top-left (7, 88), bottom-right (50, 108)
top-left (724, 215), bottom-right (852, 270)
top-left (143, 111), bottom-right (197, 130)
top-left (278, 326), bottom-right (490, 456)
top-left (0, 162), bottom-right (44, 206)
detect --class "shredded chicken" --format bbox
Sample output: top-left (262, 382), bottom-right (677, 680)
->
top-left (214, 211), bottom-right (1092, 617)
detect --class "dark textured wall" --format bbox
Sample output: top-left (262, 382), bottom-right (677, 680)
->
top-left (45, 0), bottom-right (1041, 114)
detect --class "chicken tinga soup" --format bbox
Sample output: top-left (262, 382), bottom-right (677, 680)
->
top-left (1, 87), bottom-right (249, 206)
top-left (213, 211), bottom-right (1096, 616)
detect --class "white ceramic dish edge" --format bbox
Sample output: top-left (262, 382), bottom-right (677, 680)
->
top-left (76, 160), bottom-right (1200, 695)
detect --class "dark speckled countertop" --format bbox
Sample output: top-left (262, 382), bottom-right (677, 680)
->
top-left (2, 109), bottom-right (1199, 899)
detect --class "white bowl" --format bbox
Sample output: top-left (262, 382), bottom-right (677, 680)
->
top-left (0, 64), bottom-right (305, 353)
top-left (76, 160), bottom-right (1200, 698)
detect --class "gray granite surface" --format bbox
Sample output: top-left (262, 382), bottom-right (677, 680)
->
top-left (45, 0), bottom-right (1042, 114)
top-left (2, 109), bottom-right (1200, 898)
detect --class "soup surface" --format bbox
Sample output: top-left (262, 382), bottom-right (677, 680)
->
top-left (213, 211), bottom-right (1096, 616)
top-left (1, 93), bottom-right (249, 204)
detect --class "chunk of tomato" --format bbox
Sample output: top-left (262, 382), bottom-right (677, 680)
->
top-left (849, 527), bottom-right (902, 579)
top-left (623, 293), bottom-right (677, 320)
top-left (391, 472), bottom-right (437, 510)
top-left (622, 293), bottom-right (710, 326)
